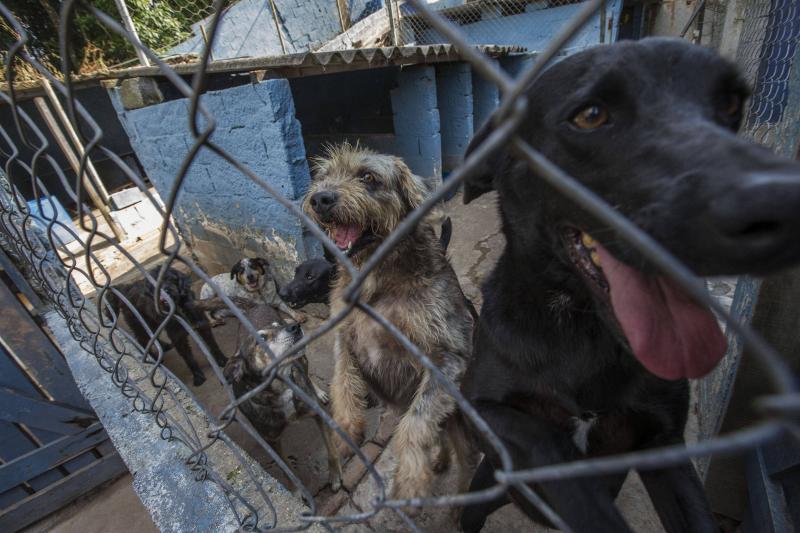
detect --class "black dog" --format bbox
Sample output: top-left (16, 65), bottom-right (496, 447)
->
top-left (279, 258), bottom-right (336, 309)
top-left (279, 216), bottom-right (455, 309)
top-left (459, 38), bottom-right (800, 532)
top-left (104, 267), bottom-right (229, 386)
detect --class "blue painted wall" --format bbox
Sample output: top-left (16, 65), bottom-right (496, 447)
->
top-left (471, 58), bottom-right (500, 134)
top-left (298, 65), bottom-right (443, 185)
top-left (436, 63), bottom-right (473, 173)
top-left (110, 80), bottom-right (312, 280)
top-left (390, 65), bottom-right (442, 182)
top-left (168, 0), bottom-right (380, 59)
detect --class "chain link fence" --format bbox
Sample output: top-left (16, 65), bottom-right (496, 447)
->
top-left (390, 0), bottom-right (599, 47)
top-left (1, 0), bottom-right (799, 531)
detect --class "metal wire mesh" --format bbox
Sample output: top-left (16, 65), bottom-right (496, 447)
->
top-left (0, 0), bottom-right (799, 531)
top-left (390, 0), bottom-right (588, 47)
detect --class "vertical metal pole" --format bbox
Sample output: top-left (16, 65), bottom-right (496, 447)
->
top-left (113, 0), bottom-right (151, 67)
top-left (199, 25), bottom-right (215, 61)
top-left (386, 0), bottom-right (399, 46)
top-left (40, 79), bottom-right (113, 205)
top-left (268, 0), bottom-right (288, 54)
top-left (33, 98), bottom-right (126, 243)
top-left (336, 0), bottom-right (351, 32)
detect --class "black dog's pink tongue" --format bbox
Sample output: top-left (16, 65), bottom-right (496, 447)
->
top-left (333, 224), bottom-right (363, 250)
top-left (596, 245), bottom-right (727, 380)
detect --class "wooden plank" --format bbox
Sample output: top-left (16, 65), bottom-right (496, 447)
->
top-left (0, 422), bottom-right (64, 493)
top-left (0, 423), bottom-right (109, 493)
top-left (0, 249), bottom-right (42, 310)
top-left (0, 452), bottom-right (127, 532)
top-left (0, 279), bottom-right (88, 408)
top-left (0, 387), bottom-right (96, 436)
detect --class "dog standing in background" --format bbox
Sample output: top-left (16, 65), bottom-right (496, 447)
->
top-left (200, 257), bottom-right (304, 323)
top-left (104, 266), bottom-right (229, 386)
top-left (223, 305), bottom-right (342, 495)
top-left (304, 143), bottom-right (474, 504)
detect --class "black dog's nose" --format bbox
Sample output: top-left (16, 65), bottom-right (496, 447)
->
top-left (709, 173), bottom-right (800, 247)
top-left (287, 322), bottom-right (301, 334)
top-left (278, 286), bottom-right (289, 299)
top-left (310, 191), bottom-right (338, 216)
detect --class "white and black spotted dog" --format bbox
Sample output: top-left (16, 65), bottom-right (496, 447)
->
top-left (200, 257), bottom-right (304, 324)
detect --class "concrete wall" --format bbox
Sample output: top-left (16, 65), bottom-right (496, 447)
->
top-left (390, 65), bottom-right (442, 182)
top-left (110, 80), bottom-right (312, 282)
top-left (297, 65), bottom-right (443, 185)
top-left (471, 59), bottom-right (501, 133)
top-left (436, 63), bottom-right (473, 173)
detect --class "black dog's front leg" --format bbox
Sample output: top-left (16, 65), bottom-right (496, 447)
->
top-left (460, 456), bottom-right (510, 533)
top-left (463, 401), bottom-right (631, 533)
top-left (639, 463), bottom-right (716, 533)
top-left (183, 303), bottom-right (228, 367)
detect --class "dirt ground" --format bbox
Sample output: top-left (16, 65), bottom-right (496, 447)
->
top-left (27, 191), bottom-right (678, 532)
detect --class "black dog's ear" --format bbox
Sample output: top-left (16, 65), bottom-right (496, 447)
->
top-left (178, 271), bottom-right (192, 298)
top-left (463, 117), bottom-right (501, 204)
top-left (230, 260), bottom-right (244, 280)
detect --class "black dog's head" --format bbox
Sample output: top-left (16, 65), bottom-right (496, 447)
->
top-left (152, 267), bottom-right (192, 308)
top-left (278, 258), bottom-right (336, 308)
top-left (465, 38), bottom-right (800, 380)
top-left (230, 257), bottom-right (269, 292)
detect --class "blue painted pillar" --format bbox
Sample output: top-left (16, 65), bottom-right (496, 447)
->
top-left (436, 63), bottom-right (474, 174)
top-left (471, 59), bottom-right (501, 133)
top-left (390, 65), bottom-right (442, 184)
top-left (109, 80), bottom-right (312, 282)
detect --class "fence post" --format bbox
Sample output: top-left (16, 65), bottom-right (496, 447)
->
top-left (386, 0), bottom-right (399, 46)
top-left (112, 0), bottom-right (152, 67)
top-left (33, 92), bottom-right (126, 243)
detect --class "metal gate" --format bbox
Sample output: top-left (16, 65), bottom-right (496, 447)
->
top-left (0, 251), bottom-right (126, 532)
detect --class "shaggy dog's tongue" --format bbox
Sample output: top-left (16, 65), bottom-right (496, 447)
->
top-left (333, 224), bottom-right (363, 250)
top-left (595, 245), bottom-right (727, 380)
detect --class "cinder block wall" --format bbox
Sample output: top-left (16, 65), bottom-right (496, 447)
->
top-left (296, 65), bottom-right (443, 187)
top-left (436, 63), bottom-right (474, 173)
top-left (389, 65), bottom-right (443, 183)
top-left (110, 80), bottom-right (312, 282)
top-left (471, 59), bottom-right (501, 133)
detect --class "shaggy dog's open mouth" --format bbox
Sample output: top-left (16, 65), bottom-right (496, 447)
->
top-left (564, 228), bottom-right (727, 380)
top-left (329, 223), bottom-right (377, 256)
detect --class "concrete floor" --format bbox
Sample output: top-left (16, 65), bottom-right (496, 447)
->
top-left (28, 191), bottom-right (674, 532)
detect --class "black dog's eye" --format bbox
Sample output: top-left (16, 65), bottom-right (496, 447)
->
top-left (720, 92), bottom-right (742, 117)
top-left (305, 272), bottom-right (315, 280)
top-left (571, 105), bottom-right (610, 130)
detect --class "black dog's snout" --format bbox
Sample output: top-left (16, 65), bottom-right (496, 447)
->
top-left (278, 286), bottom-right (290, 299)
top-left (709, 173), bottom-right (800, 248)
top-left (310, 191), bottom-right (338, 216)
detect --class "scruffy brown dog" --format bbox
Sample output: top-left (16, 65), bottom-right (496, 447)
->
top-left (303, 143), bottom-right (474, 503)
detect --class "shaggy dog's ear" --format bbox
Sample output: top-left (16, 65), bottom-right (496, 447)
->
top-left (230, 260), bottom-right (244, 280)
top-left (394, 157), bottom-right (427, 212)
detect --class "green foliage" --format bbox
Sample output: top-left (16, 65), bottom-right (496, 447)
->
top-left (2, 0), bottom-right (213, 74)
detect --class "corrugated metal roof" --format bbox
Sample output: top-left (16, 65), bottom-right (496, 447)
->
top-left (4, 45), bottom-right (526, 101)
